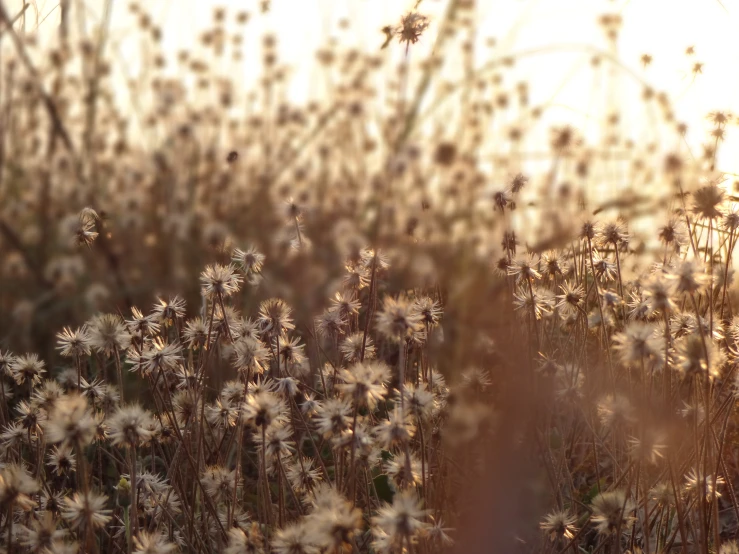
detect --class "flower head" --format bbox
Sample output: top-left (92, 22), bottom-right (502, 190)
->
top-left (10, 354), bottom-right (46, 386)
top-left (376, 296), bottom-right (423, 342)
top-left (133, 531), bottom-right (178, 554)
top-left (590, 490), bottom-right (635, 535)
top-left (200, 264), bottom-right (242, 298)
top-left (61, 491), bottom-right (111, 530)
top-left (0, 464), bottom-right (39, 511)
top-left (540, 510), bottom-right (578, 542)
top-left (394, 12), bottom-right (429, 45)
top-left (89, 314), bottom-right (132, 356)
top-left (372, 489), bottom-right (429, 547)
top-left (45, 393), bottom-right (96, 447)
top-left (108, 404), bottom-right (155, 448)
top-left (56, 326), bottom-right (92, 358)
top-left (692, 183), bottom-right (725, 220)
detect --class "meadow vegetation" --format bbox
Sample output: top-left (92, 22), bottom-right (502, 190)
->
top-left (0, 1), bottom-right (737, 553)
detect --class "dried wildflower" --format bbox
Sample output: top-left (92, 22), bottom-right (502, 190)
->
top-left (340, 332), bottom-right (375, 363)
top-left (384, 452), bottom-right (425, 490)
top-left (374, 407), bottom-right (416, 449)
top-left (19, 510), bottom-right (66, 551)
top-left (399, 382), bottom-right (434, 421)
top-left (658, 219), bottom-right (688, 252)
top-left (234, 317), bottom-right (261, 341)
top-left (643, 273), bottom-right (678, 315)
top-left (627, 432), bottom-right (666, 464)
top-left (43, 395), bottom-right (94, 450)
top-left (424, 515), bottom-right (454, 547)
top-left (141, 338), bottom-right (183, 376)
top-left (670, 313), bottom-right (697, 338)
top-left (590, 490), bottom-right (635, 535)
top-left (541, 251), bottom-right (567, 280)
top-left (540, 510), bottom-right (578, 542)
top-left (412, 297), bottom-right (442, 328)
top-left (513, 285), bottom-right (554, 320)
top-left (56, 326), bottom-right (92, 358)
top-left (492, 188), bottom-right (512, 212)
top-left (649, 482), bottom-right (674, 506)
top-left (330, 291), bottom-right (361, 320)
top-left (461, 367), bottom-right (493, 392)
top-left (612, 322), bottom-right (661, 364)
top-left (40, 489), bottom-right (65, 515)
top-left (127, 307), bottom-right (161, 338)
top-left (372, 489), bottom-right (428, 548)
top-left (550, 125), bottom-right (579, 154)
top-left (675, 333), bottom-right (725, 378)
top-left (200, 263), bottom-right (242, 298)
top-left (61, 491), bottom-right (111, 530)
top-left (10, 354), bottom-right (46, 386)
top-left (286, 456), bottom-right (322, 494)
top-left (133, 531), bottom-right (178, 554)
top-left (343, 262), bottom-right (370, 290)
top-left (556, 282), bottom-right (584, 316)
top-left (315, 309), bottom-right (347, 339)
top-left (242, 391), bottom-right (283, 429)
top-left (272, 522), bottom-right (319, 554)
top-left (338, 362), bottom-right (388, 409)
top-left (82, 381), bottom-right (113, 412)
top-left (394, 12), bottom-right (429, 46)
top-left (225, 523), bottom-right (264, 554)
top-left (255, 423), bottom-right (296, 464)
top-left (590, 250), bottom-right (618, 282)
top-left (314, 397), bottom-right (352, 438)
top-left (684, 468), bottom-right (724, 501)
top-left (16, 399), bottom-right (46, 433)
top-left (0, 464), bottom-right (39, 510)
top-left (258, 298), bottom-right (295, 338)
top-left (666, 259), bottom-right (712, 294)
top-left (505, 173), bottom-right (527, 195)
top-left (306, 493), bottom-right (362, 552)
top-left (508, 255), bottom-right (541, 282)
top-left (47, 444), bottom-right (77, 476)
top-left (108, 405), bottom-right (154, 448)
top-left (31, 376), bottom-right (56, 403)
top-left (376, 296), bottom-right (423, 342)
top-left (74, 207), bottom-right (99, 247)
top-left (201, 466), bottom-right (237, 504)
top-left (361, 248), bottom-right (390, 272)
top-left (233, 336), bottom-right (269, 374)
top-left (723, 208), bottom-right (739, 232)
top-left (597, 394), bottom-right (635, 430)
top-left (183, 317), bottom-right (213, 350)
top-left (206, 398), bottom-right (240, 430)
top-left (232, 246), bottom-right (265, 275)
top-left (580, 221), bottom-right (597, 241)
top-left (276, 333), bottom-right (307, 373)
top-left (692, 183), bottom-right (725, 220)
top-left (0, 349), bottom-right (17, 378)
top-left (597, 221), bottom-right (629, 249)
top-left (151, 296), bottom-right (186, 327)
top-left (89, 313), bottom-right (132, 356)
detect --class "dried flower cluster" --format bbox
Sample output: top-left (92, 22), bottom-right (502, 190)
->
top-left (2, 1), bottom-right (739, 553)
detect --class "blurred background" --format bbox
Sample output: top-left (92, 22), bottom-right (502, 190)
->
top-left (9, 0), bottom-right (739, 164)
top-left (1, 0), bottom-right (737, 352)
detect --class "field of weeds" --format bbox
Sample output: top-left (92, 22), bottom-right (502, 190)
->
top-left (0, 0), bottom-right (737, 553)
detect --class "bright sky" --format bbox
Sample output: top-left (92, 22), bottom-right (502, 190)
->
top-left (7, 0), bottom-right (739, 172)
